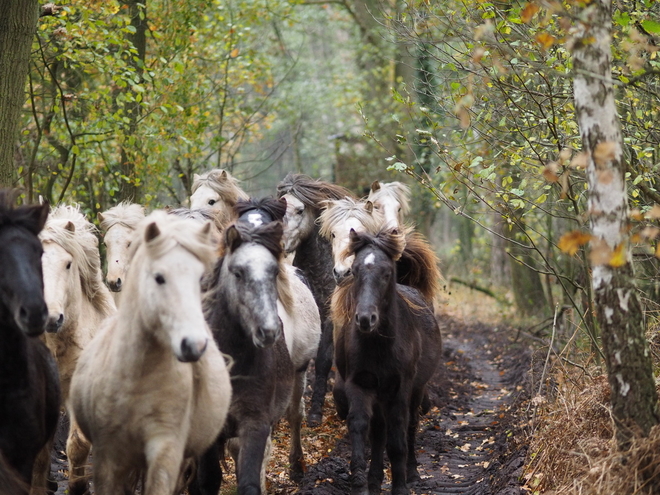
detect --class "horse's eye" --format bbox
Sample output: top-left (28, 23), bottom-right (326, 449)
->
top-left (208, 199), bottom-right (216, 206)
top-left (155, 274), bottom-right (166, 285)
top-left (331, 233), bottom-right (335, 239)
top-left (127, 241), bottom-right (132, 248)
top-left (296, 209), bottom-right (303, 215)
top-left (66, 261), bottom-right (72, 270)
top-left (234, 271), bottom-right (241, 280)
top-left (398, 207), bottom-right (402, 212)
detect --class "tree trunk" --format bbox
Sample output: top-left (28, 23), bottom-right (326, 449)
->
top-left (572, 0), bottom-right (659, 448)
top-left (0, 0), bottom-right (40, 188)
top-left (118, 0), bottom-right (147, 203)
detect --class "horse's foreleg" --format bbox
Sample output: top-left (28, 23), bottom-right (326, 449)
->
top-left (90, 450), bottom-right (121, 495)
top-left (188, 441), bottom-right (222, 495)
top-left (385, 400), bottom-right (410, 495)
top-left (345, 382), bottom-right (373, 495)
top-left (236, 423), bottom-right (271, 495)
top-left (332, 373), bottom-right (348, 420)
top-left (286, 370), bottom-right (306, 482)
top-left (367, 405), bottom-right (386, 495)
top-left (29, 439), bottom-right (53, 495)
top-left (66, 417), bottom-right (91, 495)
top-left (143, 438), bottom-right (185, 495)
top-left (406, 389), bottom-right (425, 483)
top-left (308, 318), bottom-right (333, 426)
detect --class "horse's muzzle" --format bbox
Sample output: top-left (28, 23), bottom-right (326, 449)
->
top-left (46, 313), bottom-right (64, 333)
top-left (356, 312), bottom-right (378, 332)
top-left (16, 302), bottom-right (49, 337)
top-left (178, 337), bottom-right (208, 362)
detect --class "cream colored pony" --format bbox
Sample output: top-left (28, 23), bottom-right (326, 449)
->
top-left (39, 204), bottom-right (117, 495)
top-left (189, 169), bottom-right (249, 226)
top-left (366, 180), bottom-right (411, 230)
top-left (98, 202), bottom-right (146, 299)
top-left (69, 211), bottom-right (231, 495)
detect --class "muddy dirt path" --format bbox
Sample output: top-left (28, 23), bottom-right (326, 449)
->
top-left (50, 315), bottom-right (530, 494)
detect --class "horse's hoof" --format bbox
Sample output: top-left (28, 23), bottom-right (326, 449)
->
top-left (406, 467), bottom-right (421, 483)
top-left (307, 412), bottom-right (322, 427)
top-left (289, 464), bottom-right (305, 483)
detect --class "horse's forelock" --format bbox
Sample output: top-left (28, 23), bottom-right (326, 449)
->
top-left (347, 229), bottom-right (406, 262)
top-left (191, 169), bottom-right (249, 204)
top-left (99, 202), bottom-right (145, 232)
top-left (368, 182), bottom-right (412, 217)
top-left (277, 173), bottom-right (353, 210)
top-left (318, 198), bottom-right (382, 239)
top-left (234, 197), bottom-right (287, 223)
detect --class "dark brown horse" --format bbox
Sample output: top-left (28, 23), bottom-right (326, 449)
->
top-left (0, 190), bottom-right (60, 492)
top-left (332, 229), bottom-right (442, 495)
top-left (277, 173), bottom-right (353, 425)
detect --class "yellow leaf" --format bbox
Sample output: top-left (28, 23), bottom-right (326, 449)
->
top-left (230, 48), bottom-right (239, 58)
top-left (521, 2), bottom-right (540, 23)
top-left (542, 162), bottom-right (559, 182)
top-left (558, 231), bottom-right (592, 256)
top-left (535, 32), bottom-right (557, 50)
top-left (608, 243), bottom-right (627, 267)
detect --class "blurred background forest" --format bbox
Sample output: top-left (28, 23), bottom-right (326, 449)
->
top-left (10, 0), bottom-right (660, 326)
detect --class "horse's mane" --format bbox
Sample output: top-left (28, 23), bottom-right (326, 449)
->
top-left (398, 229), bottom-right (442, 303)
top-left (40, 205), bottom-right (114, 317)
top-left (347, 228), bottom-right (406, 262)
top-left (191, 169), bottom-right (249, 205)
top-left (234, 197), bottom-right (287, 223)
top-left (367, 181), bottom-right (411, 218)
top-left (167, 206), bottom-right (225, 237)
top-left (213, 221), bottom-right (294, 313)
top-left (318, 197), bottom-right (382, 239)
top-left (129, 211), bottom-right (216, 270)
top-left (277, 173), bottom-right (353, 211)
top-left (98, 202), bottom-right (145, 231)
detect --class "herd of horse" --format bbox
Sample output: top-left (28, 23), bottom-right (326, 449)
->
top-left (0, 171), bottom-right (443, 495)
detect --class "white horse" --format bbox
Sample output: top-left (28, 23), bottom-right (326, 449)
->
top-left (98, 202), bottom-right (145, 299)
top-left (366, 180), bottom-right (411, 230)
top-left (39, 204), bottom-right (116, 495)
top-left (70, 211), bottom-right (231, 495)
top-left (190, 169), bottom-right (249, 226)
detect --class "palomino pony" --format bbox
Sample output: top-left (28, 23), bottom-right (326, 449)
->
top-left (319, 197), bottom-right (441, 304)
top-left (190, 169), bottom-right (249, 226)
top-left (0, 191), bottom-right (60, 493)
top-left (332, 229), bottom-right (442, 495)
top-left (70, 212), bottom-right (231, 495)
top-left (367, 181), bottom-right (411, 231)
top-left (194, 220), bottom-right (314, 495)
top-left (98, 202), bottom-right (145, 294)
top-left (39, 204), bottom-right (117, 495)
top-left (276, 173), bottom-right (353, 425)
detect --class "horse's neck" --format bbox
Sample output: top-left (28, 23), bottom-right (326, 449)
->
top-left (0, 317), bottom-right (30, 390)
top-left (209, 290), bottom-right (259, 370)
top-left (293, 224), bottom-right (335, 304)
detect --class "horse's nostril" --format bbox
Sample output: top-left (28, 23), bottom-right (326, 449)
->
top-left (116, 278), bottom-right (122, 289)
top-left (19, 307), bottom-right (28, 320)
top-left (370, 314), bottom-right (377, 326)
top-left (57, 314), bottom-right (64, 325)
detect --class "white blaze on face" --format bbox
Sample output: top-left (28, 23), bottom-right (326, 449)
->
top-left (41, 241), bottom-right (74, 325)
top-left (363, 252), bottom-right (375, 266)
top-left (247, 213), bottom-right (263, 227)
top-left (103, 223), bottom-right (134, 288)
top-left (332, 216), bottom-right (367, 278)
top-left (374, 197), bottom-right (402, 231)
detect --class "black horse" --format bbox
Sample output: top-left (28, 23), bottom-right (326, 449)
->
top-left (332, 229), bottom-right (442, 495)
top-left (277, 173), bottom-right (353, 425)
top-left (192, 221), bottom-right (295, 495)
top-left (0, 190), bottom-right (60, 492)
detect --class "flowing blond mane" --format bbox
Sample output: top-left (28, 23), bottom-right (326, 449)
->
top-left (367, 181), bottom-right (411, 218)
top-left (191, 169), bottom-right (249, 206)
top-left (99, 202), bottom-right (145, 232)
top-left (128, 211), bottom-right (217, 271)
top-left (40, 205), bottom-right (114, 317)
top-left (318, 197), bottom-right (383, 239)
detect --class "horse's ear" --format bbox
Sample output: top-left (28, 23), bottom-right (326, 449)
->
top-left (97, 212), bottom-right (105, 224)
top-left (225, 224), bottom-right (242, 252)
top-left (371, 180), bottom-right (380, 192)
top-left (221, 170), bottom-right (228, 180)
top-left (349, 228), bottom-right (359, 241)
top-left (145, 222), bottom-right (161, 243)
top-left (193, 173), bottom-right (200, 182)
top-left (365, 201), bottom-right (374, 214)
top-left (279, 197), bottom-right (287, 208)
top-left (199, 221), bottom-right (212, 242)
top-left (21, 202), bottom-right (49, 235)
top-left (64, 221), bottom-right (76, 233)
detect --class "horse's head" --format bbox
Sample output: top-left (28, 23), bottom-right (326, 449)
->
top-left (99, 203), bottom-right (145, 292)
top-left (281, 194), bottom-right (315, 253)
top-left (132, 212), bottom-right (216, 362)
top-left (348, 228), bottom-right (405, 333)
top-left (367, 181), bottom-right (411, 231)
top-left (0, 192), bottom-right (49, 336)
top-left (220, 221), bottom-right (284, 348)
top-left (319, 198), bottom-right (383, 283)
top-left (190, 169), bottom-right (249, 222)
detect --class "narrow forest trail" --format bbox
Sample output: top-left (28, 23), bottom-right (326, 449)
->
top-left (50, 312), bottom-right (531, 495)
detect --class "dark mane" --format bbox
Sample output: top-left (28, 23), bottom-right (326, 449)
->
top-left (234, 197), bottom-right (287, 223)
top-left (347, 228), bottom-right (406, 262)
top-left (397, 230), bottom-right (442, 303)
top-left (222, 220), bottom-right (284, 260)
top-left (277, 173), bottom-right (353, 210)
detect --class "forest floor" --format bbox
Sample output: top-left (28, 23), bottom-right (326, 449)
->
top-left (51, 286), bottom-right (534, 495)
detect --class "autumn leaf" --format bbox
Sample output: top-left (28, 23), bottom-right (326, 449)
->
top-left (629, 209), bottom-right (643, 221)
top-left (456, 107), bottom-right (471, 128)
top-left (230, 48), bottom-right (239, 58)
top-left (558, 231), bottom-right (592, 256)
top-left (535, 32), bottom-right (557, 50)
top-left (558, 147), bottom-right (572, 164)
top-left (472, 47), bottom-right (486, 63)
top-left (645, 205), bottom-right (660, 219)
top-left (641, 226), bottom-right (660, 240)
top-left (608, 242), bottom-right (627, 267)
top-left (655, 243), bottom-right (660, 260)
top-left (542, 161), bottom-right (559, 182)
top-left (593, 141), bottom-right (617, 168)
top-left (570, 152), bottom-right (589, 169)
top-left (521, 2), bottom-right (540, 23)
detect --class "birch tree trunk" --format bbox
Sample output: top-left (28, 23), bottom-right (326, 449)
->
top-left (572, 0), bottom-right (659, 448)
top-left (0, 0), bottom-right (40, 187)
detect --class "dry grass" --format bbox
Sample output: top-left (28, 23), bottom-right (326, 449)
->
top-left (523, 322), bottom-right (660, 494)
